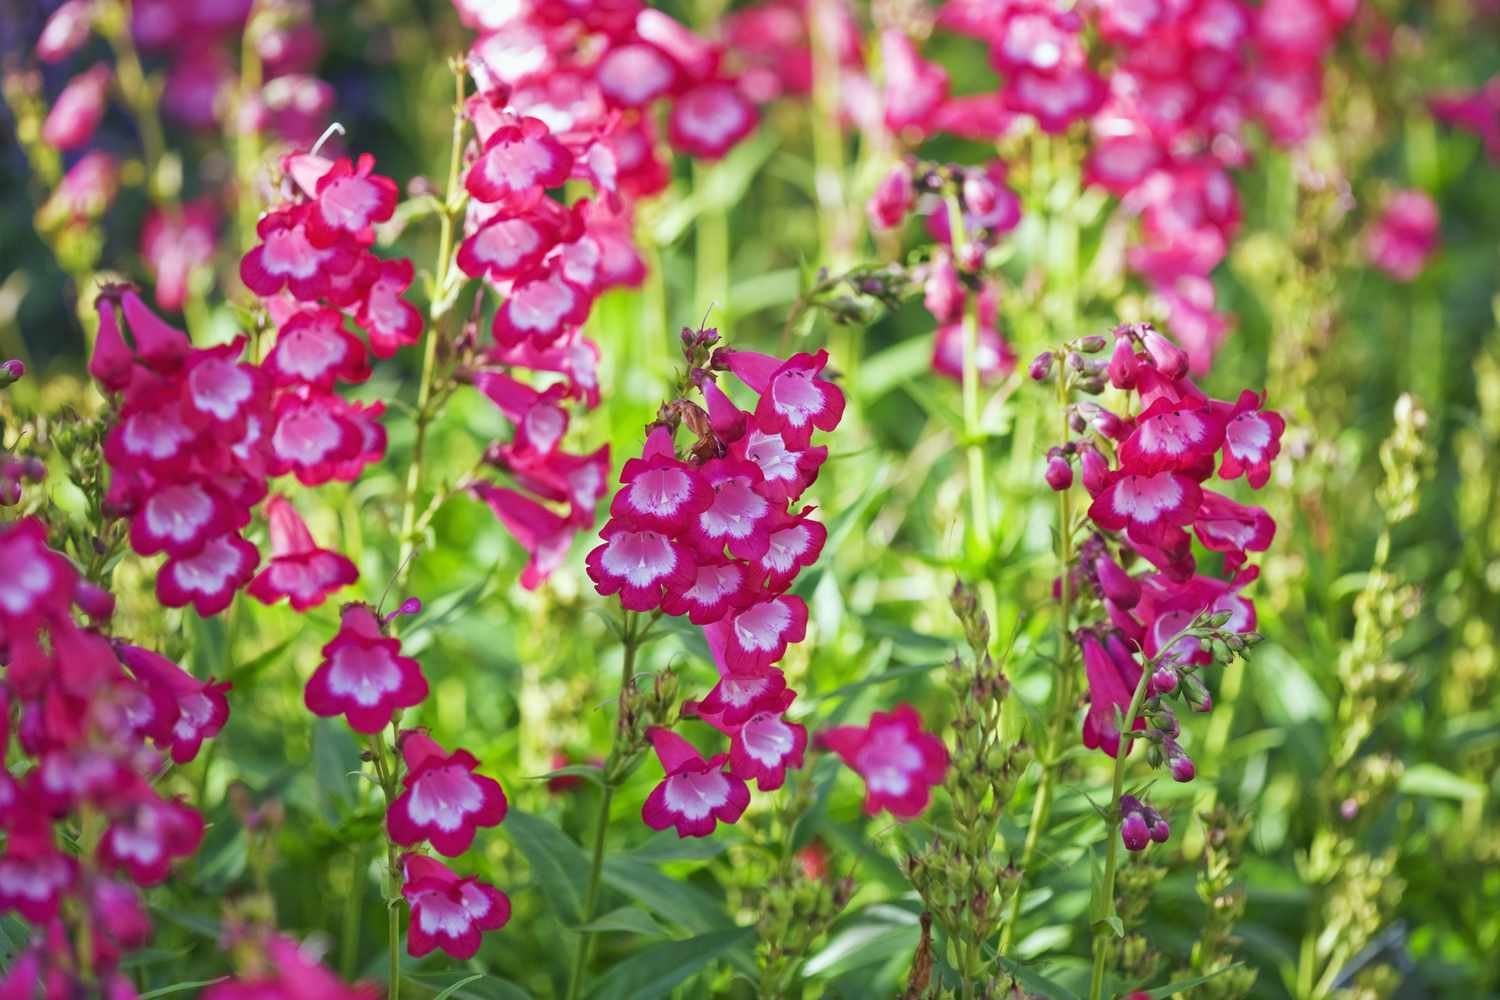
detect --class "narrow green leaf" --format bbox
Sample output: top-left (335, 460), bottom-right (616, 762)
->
top-left (532, 764), bottom-right (606, 788)
top-left (1399, 763), bottom-right (1485, 801)
top-left (432, 973), bottom-right (487, 1000)
top-left (139, 979), bottom-right (229, 998)
top-left (1144, 963), bottom-right (1243, 997)
top-left (623, 830), bottom-right (735, 864)
top-left (996, 956), bottom-right (1083, 1000)
top-left (506, 810), bottom-right (589, 924)
top-left (572, 906), bottom-right (670, 937)
top-left (587, 927), bottom-right (753, 1000)
top-left (602, 858), bottom-right (729, 934)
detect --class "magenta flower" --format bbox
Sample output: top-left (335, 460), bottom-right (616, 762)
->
top-left (668, 81), bottom-right (759, 160)
top-left (818, 704), bottom-right (949, 820)
top-left (1088, 470), bottom-right (1204, 551)
top-left (99, 794), bottom-right (205, 887)
top-left (304, 604), bottom-right (428, 734)
top-left (118, 645), bottom-right (231, 764)
top-left (585, 523), bottom-right (698, 612)
top-left (724, 349), bottom-right (846, 449)
top-left (201, 934), bottom-right (380, 1000)
top-left (386, 731), bottom-right (508, 857)
top-left (1365, 189), bottom-right (1440, 282)
top-left (246, 495), bottom-right (358, 611)
top-left (1080, 631), bottom-right (1146, 758)
top-left (401, 854), bottom-right (512, 959)
top-left (157, 533), bottom-right (262, 616)
top-left (264, 307), bottom-right (374, 390)
top-left (41, 63), bottom-right (111, 151)
top-left (641, 728), bottom-right (751, 838)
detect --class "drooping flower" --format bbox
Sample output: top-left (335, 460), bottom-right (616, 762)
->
top-left (303, 603), bottom-right (428, 733)
top-left (246, 495), bottom-right (358, 610)
top-left (401, 854), bottom-right (512, 959)
top-left (640, 727), bottom-right (750, 838)
top-left (386, 731), bottom-right (508, 857)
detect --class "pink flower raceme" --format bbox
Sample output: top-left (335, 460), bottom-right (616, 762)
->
top-left (817, 705), bottom-right (950, 819)
top-left (401, 854), bottom-right (512, 959)
top-left (641, 727), bottom-right (751, 838)
top-left (90, 286), bottom-right (376, 617)
top-left (1365, 189), bottom-right (1440, 282)
top-left (0, 520), bottom-right (223, 985)
top-left (304, 603), bottom-right (428, 733)
top-left (386, 730), bottom-right (508, 857)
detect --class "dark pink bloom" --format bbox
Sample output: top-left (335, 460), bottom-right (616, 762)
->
top-left (595, 41), bottom-right (683, 108)
top-left (265, 308), bottom-right (372, 390)
top-left (751, 508), bottom-right (826, 592)
top-left (1088, 470), bottom-right (1203, 550)
top-left (661, 557), bottom-right (756, 625)
top-left (586, 522), bottom-right (697, 612)
top-left (99, 794), bottom-right (205, 887)
top-left (1214, 389), bottom-right (1284, 488)
top-left (725, 349), bottom-right (845, 448)
top-left (667, 80), bottom-right (758, 159)
top-left (304, 604), bottom-right (428, 733)
top-left (201, 934), bottom-right (380, 1000)
top-left (301, 154), bottom-right (399, 248)
top-left (357, 258), bottom-right (424, 358)
top-left (42, 63), bottom-right (111, 150)
top-left (868, 162), bottom-right (916, 230)
top-left (714, 594), bottom-right (808, 673)
top-left (239, 204), bottom-right (356, 302)
top-left (730, 427), bottom-right (827, 504)
top-left (1193, 490), bottom-right (1275, 572)
top-left (1080, 631), bottom-right (1146, 758)
top-left (608, 430), bottom-right (714, 533)
top-left (118, 645), bottom-right (231, 764)
top-left (457, 209), bottom-right (564, 281)
top-left (157, 533), bottom-right (261, 616)
top-left (1117, 397), bottom-right (1225, 476)
top-left (687, 458), bottom-right (774, 561)
top-left (695, 665), bottom-right (789, 727)
top-left (1365, 188), bottom-right (1440, 282)
top-left (641, 727), bottom-right (750, 838)
top-left (142, 202), bottom-right (219, 311)
top-left (475, 371), bottom-right (570, 460)
top-left (0, 518), bottom-right (79, 630)
top-left (246, 495), bottom-right (358, 610)
top-left (931, 321), bottom-right (1017, 384)
top-left (386, 731), bottom-right (507, 857)
top-left (266, 391), bottom-right (365, 485)
top-left (0, 836), bottom-right (75, 922)
top-left (37, 0), bottom-right (94, 63)
top-left (880, 30), bottom-right (948, 136)
top-left (817, 704), bottom-right (949, 819)
top-left (45, 151), bottom-right (119, 222)
top-left (401, 854), bottom-right (511, 959)
top-left (128, 480), bottom-right (241, 558)
top-left (726, 707), bottom-right (806, 792)
top-left (471, 484), bottom-right (577, 589)
top-left (491, 262), bottom-right (592, 348)
top-left (466, 115), bottom-right (574, 204)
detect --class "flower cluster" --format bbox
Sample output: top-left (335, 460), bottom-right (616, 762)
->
top-left (0, 518), bottom-right (227, 993)
top-left (33, 0), bottom-right (334, 308)
top-left (807, 0), bottom-right (1357, 373)
top-left (449, 0), bottom-right (766, 583)
top-left (1037, 322), bottom-right (1284, 845)
top-left (89, 287), bottom-right (373, 616)
top-left (303, 602), bottom-right (512, 959)
top-left (586, 332), bottom-right (845, 837)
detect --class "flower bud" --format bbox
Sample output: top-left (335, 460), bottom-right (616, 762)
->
top-left (1149, 816), bottom-right (1171, 843)
top-left (1093, 553), bottom-right (1139, 607)
top-left (0, 360), bottom-right (23, 386)
top-left (1170, 754), bottom-right (1196, 782)
top-left (923, 253), bottom-right (963, 325)
top-left (1075, 334), bottom-right (1108, 354)
top-left (1150, 666), bottom-right (1177, 695)
top-left (957, 240), bottom-right (985, 271)
top-left (1079, 443), bottom-right (1110, 495)
top-left (1141, 327), bottom-right (1188, 379)
top-left (868, 162), bottom-right (916, 230)
top-left (38, 0), bottom-right (94, 64)
top-left (42, 63), bottom-right (112, 151)
top-left (1028, 351), bottom-right (1054, 381)
top-left (74, 580), bottom-right (115, 621)
top-left (1044, 452), bottom-right (1073, 491)
top-left (1121, 812), bottom-right (1150, 851)
top-left (1108, 336), bottom-right (1138, 389)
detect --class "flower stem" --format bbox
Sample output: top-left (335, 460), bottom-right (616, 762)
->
top-left (395, 66), bottom-right (467, 588)
top-left (366, 732), bottom-right (404, 1000)
top-left (1087, 659), bottom-right (1156, 1000)
top-left (565, 612), bottom-right (643, 1000)
top-left (999, 363), bottom-right (1076, 955)
top-left (942, 193), bottom-right (992, 552)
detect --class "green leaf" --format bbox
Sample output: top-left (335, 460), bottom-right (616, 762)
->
top-left (623, 830), bottom-right (736, 864)
top-left (995, 956), bottom-right (1083, 1000)
top-left (1143, 964), bottom-right (1244, 997)
top-left (532, 764), bottom-right (606, 788)
top-left (586, 927), bottom-right (753, 1000)
top-left (506, 810), bottom-right (589, 924)
top-left (139, 981), bottom-right (230, 999)
top-left (312, 718), bottom-right (362, 820)
top-left (572, 906), bottom-right (670, 937)
top-left (1399, 763), bottom-right (1485, 801)
top-left (432, 973), bottom-right (487, 1000)
top-left (229, 636), bottom-right (296, 686)
top-left (602, 858), bottom-right (730, 934)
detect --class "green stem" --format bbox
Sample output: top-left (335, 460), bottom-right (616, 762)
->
top-left (366, 733), bottom-right (404, 1000)
top-left (808, 0), bottom-right (851, 271)
top-left (234, 1), bottom-right (265, 251)
top-left (1087, 661), bottom-right (1156, 1000)
top-left (943, 193), bottom-right (992, 552)
top-left (101, 0), bottom-right (173, 207)
top-left (395, 68), bottom-right (467, 587)
top-left (340, 840), bottom-right (370, 981)
top-left (694, 160), bottom-right (730, 337)
top-left (565, 613), bottom-right (643, 1000)
top-left (999, 363), bottom-right (1077, 956)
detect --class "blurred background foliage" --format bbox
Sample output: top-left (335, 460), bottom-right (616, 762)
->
top-left (2, 0), bottom-right (1500, 998)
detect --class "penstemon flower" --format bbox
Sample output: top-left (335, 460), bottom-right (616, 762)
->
top-left (816, 705), bottom-right (950, 820)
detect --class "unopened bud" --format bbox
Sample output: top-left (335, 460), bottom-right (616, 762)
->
top-left (1170, 755), bottom-right (1196, 782)
top-left (1121, 812), bottom-right (1150, 852)
top-left (0, 360), bottom-right (23, 386)
top-left (1028, 351), bottom-right (1054, 381)
top-left (1075, 334), bottom-right (1107, 353)
top-left (1044, 452), bottom-right (1073, 491)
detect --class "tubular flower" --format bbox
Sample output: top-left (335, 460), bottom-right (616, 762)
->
top-left (817, 705), bottom-right (950, 820)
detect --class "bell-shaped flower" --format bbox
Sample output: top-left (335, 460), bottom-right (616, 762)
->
top-left (641, 727), bottom-right (750, 838)
top-left (386, 731), bottom-right (508, 857)
top-left (246, 495), bottom-right (359, 610)
top-left (714, 594), bottom-right (808, 673)
top-left (1080, 631), bottom-right (1146, 758)
top-left (401, 854), bottom-right (511, 959)
top-left (1215, 389), bottom-right (1284, 488)
top-left (99, 792), bottom-right (205, 887)
top-left (667, 80), bottom-right (758, 160)
top-left (157, 532), bottom-right (261, 616)
top-left (1117, 397), bottom-right (1226, 476)
top-left (118, 644), bottom-right (231, 764)
top-left (304, 603), bottom-right (429, 733)
top-left (817, 704), bottom-right (949, 819)
top-left (585, 522), bottom-right (697, 612)
top-left (471, 484), bottom-right (577, 590)
top-left (1087, 469), bottom-right (1203, 550)
top-left (465, 114), bottom-right (574, 204)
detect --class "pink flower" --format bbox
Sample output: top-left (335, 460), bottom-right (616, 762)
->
top-left (880, 30), bottom-right (948, 136)
top-left (0, 518), bottom-right (79, 630)
top-left (751, 508), bottom-right (827, 592)
top-left (141, 202), bottom-right (219, 311)
top-left (118, 645), bottom-right (231, 764)
top-left (386, 731), bottom-right (507, 856)
top-left (817, 704), bottom-right (949, 819)
top-left (724, 350), bottom-right (846, 448)
top-left (695, 665), bottom-right (789, 727)
top-left (667, 80), bottom-right (758, 159)
top-left (660, 558), bottom-right (756, 625)
top-left (1365, 188), bottom-right (1440, 282)
top-left (466, 115), bottom-right (575, 204)
top-left (641, 727), bottom-right (751, 838)
top-left (401, 854), bottom-right (511, 959)
top-left (42, 63), bottom-right (111, 150)
top-left (246, 495), bottom-right (358, 610)
top-left (491, 262), bottom-right (593, 348)
top-left (609, 432), bottom-right (715, 533)
top-left (730, 428), bottom-right (827, 504)
top-left (475, 370), bottom-right (571, 460)
top-left (239, 203), bottom-right (356, 302)
top-left (99, 794), bottom-right (205, 887)
top-left (585, 522), bottom-right (698, 612)
top-left (1080, 631), bottom-right (1146, 758)
top-left (127, 480), bottom-right (243, 558)
top-left (157, 533), bottom-right (262, 616)
top-left (457, 207), bottom-right (564, 281)
top-left (714, 595), bottom-right (809, 673)
top-left (868, 163), bottom-right (916, 230)
top-left (201, 935), bottom-right (380, 1000)
top-left (266, 391), bottom-right (366, 485)
top-left (356, 258), bottom-right (424, 359)
top-left (299, 153), bottom-right (399, 248)
top-left (37, 0), bottom-right (94, 63)
top-left (304, 603), bottom-right (428, 733)
top-left (471, 484), bottom-right (578, 589)
top-left (1088, 470), bottom-right (1203, 550)
top-left (1214, 389), bottom-right (1284, 488)
top-left (264, 307), bottom-right (373, 390)
top-left (1117, 397), bottom-right (1225, 475)
top-left (931, 320), bottom-right (1017, 385)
